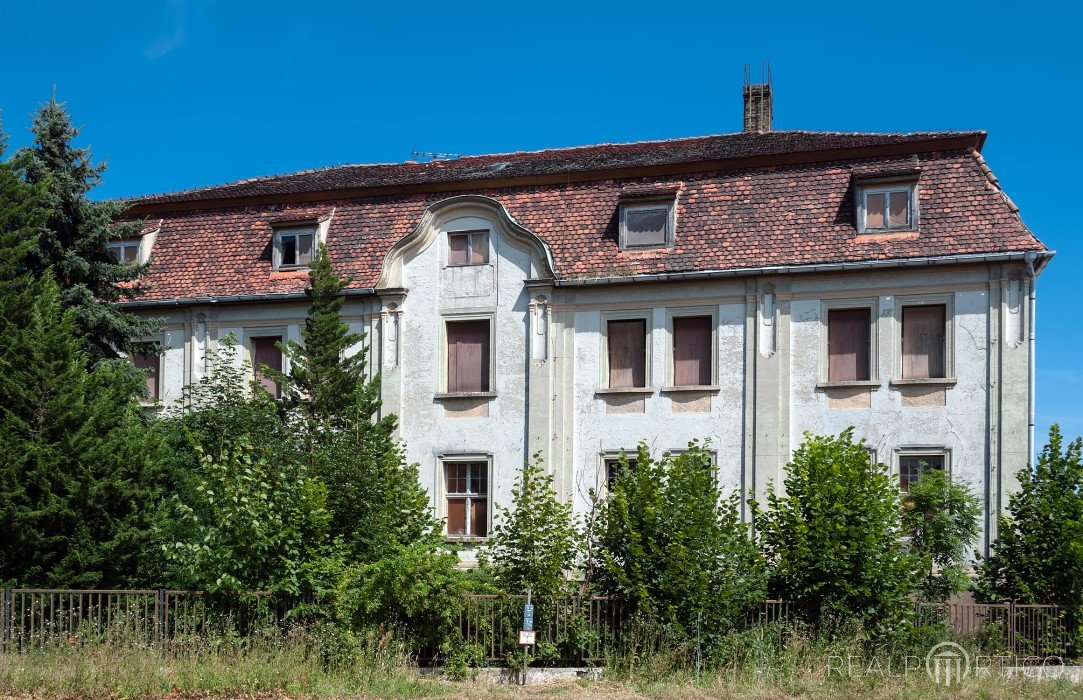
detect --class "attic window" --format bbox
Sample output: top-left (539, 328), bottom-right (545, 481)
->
top-left (619, 200), bottom-right (674, 249)
top-left (109, 241), bottom-right (140, 264)
top-left (275, 227), bottom-right (315, 269)
top-left (857, 182), bottom-right (917, 233)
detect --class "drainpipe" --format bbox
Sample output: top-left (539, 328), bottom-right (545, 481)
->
top-left (1025, 252), bottom-right (1037, 466)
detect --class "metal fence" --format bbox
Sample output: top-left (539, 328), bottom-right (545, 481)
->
top-left (1, 589), bottom-right (1079, 662)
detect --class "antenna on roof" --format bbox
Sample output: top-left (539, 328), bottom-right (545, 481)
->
top-left (411, 146), bottom-right (461, 162)
top-left (742, 61), bottom-right (773, 133)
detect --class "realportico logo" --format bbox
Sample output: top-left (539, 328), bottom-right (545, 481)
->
top-left (925, 642), bottom-right (970, 686)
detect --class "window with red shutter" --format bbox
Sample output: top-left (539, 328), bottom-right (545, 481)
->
top-left (607, 319), bottom-right (646, 388)
top-left (251, 336), bottom-right (283, 398)
top-left (902, 305), bottom-right (946, 379)
top-left (131, 343), bottom-right (159, 401)
top-left (672, 316), bottom-right (712, 386)
top-left (446, 320), bottom-right (490, 392)
top-left (827, 308), bottom-right (871, 381)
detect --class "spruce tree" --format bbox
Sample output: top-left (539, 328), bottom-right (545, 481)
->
top-left (13, 96), bottom-right (157, 362)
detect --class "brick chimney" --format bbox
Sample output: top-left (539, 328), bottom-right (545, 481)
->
top-left (743, 83), bottom-right (772, 133)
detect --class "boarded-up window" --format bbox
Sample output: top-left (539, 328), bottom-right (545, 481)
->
top-left (445, 461), bottom-right (488, 537)
top-left (448, 231), bottom-right (489, 266)
top-left (861, 186), bottom-right (913, 231)
top-left (131, 343), bottom-right (159, 401)
top-left (902, 305), bottom-right (946, 379)
top-left (899, 454), bottom-right (944, 492)
top-left (252, 336), bottom-right (283, 398)
top-left (447, 320), bottom-right (490, 392)
top-left (607, 319), bottom-right (646, 388)
top-left (672, 316), bottom-right (712, 386)
top-left (827, 308), bottom-right (871, 381)
top-left (621, 203), bottom-right (672, 248)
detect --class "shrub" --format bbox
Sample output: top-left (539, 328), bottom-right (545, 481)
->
top-left (596, 441), bottom-right (767, 658)
top-left (979, 425), bottom-right (1083, 605)
top-left (901, 467), bottom-right (982, 601)
top-left (754, 430), bottom-right (918, 640)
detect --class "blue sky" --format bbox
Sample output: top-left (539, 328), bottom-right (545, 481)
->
top-left (2, 1), bottom-right (1078, 447)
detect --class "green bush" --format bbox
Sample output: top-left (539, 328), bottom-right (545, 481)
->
top-left (901, 467), bottom-right (981, 601)
top-left (595, 441), bottom-right (767, 659)
top-left (754, 430), bottom-right (918, 641)
top-left (979, 425), bottom-right (1083, 605)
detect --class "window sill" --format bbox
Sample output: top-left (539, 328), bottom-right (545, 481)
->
top-left (445, 536), bottom-right (489, 545)
top-left (445, 263), bottom-right (492, 269)
top-left (660, 385), bottom-right (720, 393)
top-left (857, 228), bottom-right (918, 236)
top-left (889, 378), bottom-right (957, 387)
top-left (816, 380), bottom-right (882, 390)
top-left (595, 387), bottom-right (653, 396)
top-left (435, 391), bottom-right (497, 400)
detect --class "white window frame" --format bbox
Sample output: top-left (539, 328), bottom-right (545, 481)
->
top-left (891, 293), bottom-right (955, 384)
top-left (619, 199), bottom-right (675, 250)
top-left (598, 310), bottom-right (653, 392)
top-left (818, 298), bottom-right (880, 387)
top-left (108, 240), bottom-right (142, 264)
top-left (439, 454), bottom-right (492, 540)
top-left (856, 181), bottom-right (918, 234)
top-left (893, 446), bottom-right (951, 493)
top-left (599, 449), bottom-right (639, 493)
top-left (273, 227), bottom-right (317, 270)
top-left (664, 308), bottom-right (718, 390)
top-left (438, 312), bottom-right (496, 397)
top-left (446, 229), bottom-right (491, 267)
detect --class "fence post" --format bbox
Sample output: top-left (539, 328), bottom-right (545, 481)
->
top-left (1, 587), bottom-right (9, 654)
top-left (155, 589), bottom-right (165, 647)
top-left (1007, 602), bottom-right (1016, 657)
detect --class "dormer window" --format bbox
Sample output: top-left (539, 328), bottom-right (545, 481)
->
top-left (448, 231), bottom-right (489, 266)
top-left (275, 227), bottom-right (315, 269)
top-left (109, 241), bottom-right (140, 264)
top-left (619, 200), bottom-right (675, 249)
top-left (857, 182), bottom-right (917, 233)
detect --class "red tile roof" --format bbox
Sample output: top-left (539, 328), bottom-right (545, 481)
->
top-left (122, 132), bottom-right (1046, 303)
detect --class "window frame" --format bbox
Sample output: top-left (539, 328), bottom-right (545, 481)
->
top-left (273, 226), bottom-right (317, 270)
top-left (892, 293), bottom-right (955, 384)
top-left (439, 455), bottom-right (492, 540)
top-left (439, 313), bottom-right (496, 397)
top-left (108, 240), bottom-right (142, 264)
top-left (247, 328), bottom-right (286, 398)
top-left (128, 339), bottom-right (163, 405)
top-left (818, 298), bottom-right (880, 387)
top-left (599, 449), bottom-right (639, 493)
top-left (599, 310), bottom-right (653, 392)
top-left (893, 446), bottom-right (951, 493)
top-left (446, 230), bottom-right (491, 267)
top-left (856, 181), bottom-right (918, 234)
top-left (664, 308), bottom-right (718, 390)
top-left (618, 199), bottom-right (676, 250)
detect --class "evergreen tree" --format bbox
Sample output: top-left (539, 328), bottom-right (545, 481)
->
top-left (269, 245), bottom-right (378, 424)
top-left (483, 454), bottom-right (581, 600)
top-left (978, 425), bottom-right (1083, 605)
top-left (13, 96), bottom-right (157, 362)
top-left (754, 430), bottom-right (919, 639)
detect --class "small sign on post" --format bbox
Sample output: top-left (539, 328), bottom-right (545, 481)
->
top-left (522, 603), bottom-right (534, 632)
top-left (518, 629), bottom-right (536, 646)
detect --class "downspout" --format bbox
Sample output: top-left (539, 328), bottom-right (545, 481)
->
top-left (1025, 252), bottom-right (1038, 466)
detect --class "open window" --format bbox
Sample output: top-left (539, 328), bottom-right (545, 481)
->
top-left (445, 319), bottom-right (491, 393)
top-left (274, 227), bottom-right (315, 269)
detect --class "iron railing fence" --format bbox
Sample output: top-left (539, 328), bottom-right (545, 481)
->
top-left (1, 589), bottom-right (1079, 662)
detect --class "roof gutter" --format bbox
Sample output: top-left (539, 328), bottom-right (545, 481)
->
top-left (117, 287), bottom-right (377, 309)
top-left (553, 250), bottom-right (1055, 287)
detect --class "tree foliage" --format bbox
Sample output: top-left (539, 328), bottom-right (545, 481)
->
top-left (483, 454), bottom-right (581, 600)
top-left (979, 425), bottom-right (1083, 605)
top-left (12, 96), bottom-right (156, 362)
top-left (754, 430), bottom-right (918, 638)
top-left (901, 468), bottom-right (982, 602)
top-left (596, 442), bottom-right (767, 652)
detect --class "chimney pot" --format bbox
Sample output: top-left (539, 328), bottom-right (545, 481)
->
top-left (743, 83), bottom-right (773, 133)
